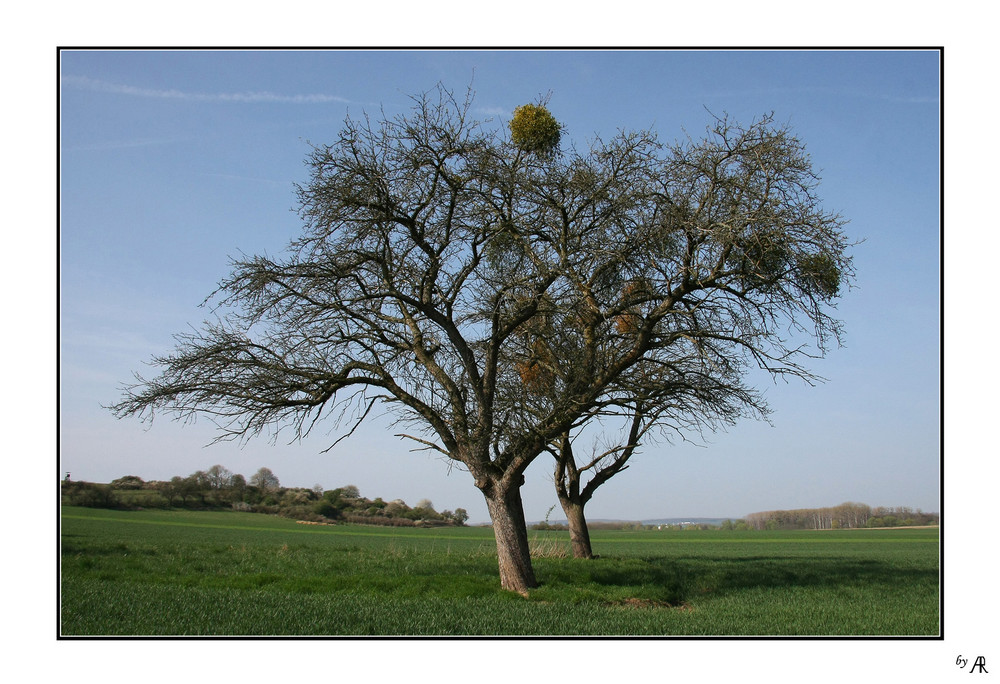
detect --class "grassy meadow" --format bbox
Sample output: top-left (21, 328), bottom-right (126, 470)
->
top-left (60, 506), bottom-right (940, 636)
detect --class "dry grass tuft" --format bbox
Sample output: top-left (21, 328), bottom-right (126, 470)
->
top-left (613, 597), bottom-right (693, 611)
top-left (529, 536), bottom-right (570, 558)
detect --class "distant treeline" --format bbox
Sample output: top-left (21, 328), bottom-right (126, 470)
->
top-left (60, 466), bottom-right (469, 528)
top-left (740, 502), bottom-right (938, 530)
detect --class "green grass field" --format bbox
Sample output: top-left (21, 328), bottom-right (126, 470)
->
top-left (60, 506), bottom-right (940, 636)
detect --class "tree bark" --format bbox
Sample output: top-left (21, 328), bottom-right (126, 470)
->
top-left (484, 483), bottom-right (537, 595)
top-left (553, 435), bottom-right (595, 559)
top-left (559, 497), bottom-right (595, 559)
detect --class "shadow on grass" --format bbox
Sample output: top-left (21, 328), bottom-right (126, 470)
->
top-left (542, 554), bottom-right (938, 604)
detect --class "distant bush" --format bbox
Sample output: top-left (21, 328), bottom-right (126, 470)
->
top-left (313, 499), bottom-right (340, 519)
top-left (277, 505), bottom-right (327, 524)
top-left (62, 481), bottom-right (120, 509)
top-left (343, 514), bottom-right (416, 527)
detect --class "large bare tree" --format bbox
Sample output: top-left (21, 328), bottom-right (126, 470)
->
top-left (111, 85), bottom-right (852, 594)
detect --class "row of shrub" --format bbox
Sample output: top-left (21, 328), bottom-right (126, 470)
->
top-left (60, 467), bottom-right (469, 527)
top-left (312, 485), bottom-right (468, 526)
top-left (742, 503), bottom-right (939, 530)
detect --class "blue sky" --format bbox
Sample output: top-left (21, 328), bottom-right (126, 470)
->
top-left (59, 49), bottom-right (941, 524)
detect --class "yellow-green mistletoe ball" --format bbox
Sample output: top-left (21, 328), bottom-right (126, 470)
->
top-left (510, 104), bottom-right (561, 157)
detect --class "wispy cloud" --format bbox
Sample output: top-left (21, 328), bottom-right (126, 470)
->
top-left (474, 106), bottom-right (509, 117)
top-left (65, 135), bottom-right (194, 152)
top-left (694, 85), bottom-right (938, 106)
top-left (196, 171), bottom-right (292, 188)
top-left (62, 74), bottom-right (354, 105)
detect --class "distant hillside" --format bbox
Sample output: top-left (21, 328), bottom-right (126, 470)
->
top-left (642, 517), bottom-right (732, 527)
top-left (530, 517), bottom-right (731, 528)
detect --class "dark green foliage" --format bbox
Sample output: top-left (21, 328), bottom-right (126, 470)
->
top-left (730, 228), bottom-right (791, 289)
top-left (796, 252), bottom-right (843, 299)
top-left (312, 499), bottom-right (340, 520)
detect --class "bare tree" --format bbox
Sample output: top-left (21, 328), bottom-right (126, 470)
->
top-left (205, 464), bottom-right (234, 490)
top-left (549, 370), bottom-right (762, 558)
top-left (110, 85), bottom-right (852, 594)
top-left (249, 467), bottom-right (280, 491)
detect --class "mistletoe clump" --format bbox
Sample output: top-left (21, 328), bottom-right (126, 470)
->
top-left (510, 103), bottom-right (561, 157)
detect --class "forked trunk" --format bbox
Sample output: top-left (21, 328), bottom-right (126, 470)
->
top-left (560, 497), bottom-right (594, 559)
top-left (484, 484), bottom-right (537, 595)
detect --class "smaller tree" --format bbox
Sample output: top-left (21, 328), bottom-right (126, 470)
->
top-left (206, 464), bottom-right (234, 490)
top-left (384, 500), bottom-right (409, 518)
top-left (190, 470), bottom-right (210, 489)
top-left (229, 473), bottom-right (247, 500)
top-left (249, 467), bottom-right (280, 491)
top-left (183, 473), bottom-right (208, 505)
top-left (165, 476), bottom-right (183, 505)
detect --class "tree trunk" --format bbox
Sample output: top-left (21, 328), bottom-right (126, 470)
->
top-left (560, 497), bottom-right (594, 559)
top-left (554, 436), bottom-right (595, 559)
top-left (484, 484), bottom-right (537, 595)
